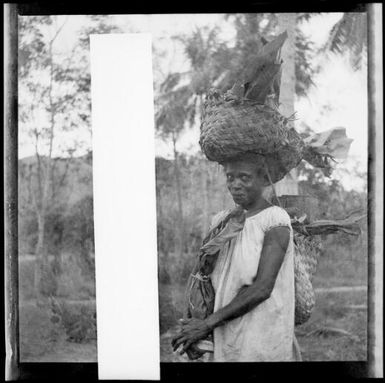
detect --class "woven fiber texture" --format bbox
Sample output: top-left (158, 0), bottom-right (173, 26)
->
top-left (293, 234), bottom-right (322, 325)
top-left (199, 89), bottom-right (305, 184)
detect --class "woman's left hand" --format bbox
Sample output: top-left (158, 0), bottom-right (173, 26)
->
top-left (171, 318), bottom-right (211, 353)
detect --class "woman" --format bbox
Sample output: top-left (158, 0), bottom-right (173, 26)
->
top-left (171, 30), bottom-right (339, 361)
top-left (172, 153), bottom-right (301, 361)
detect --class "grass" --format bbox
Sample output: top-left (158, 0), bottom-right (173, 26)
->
top-left (19, 254), bottom-right (96, 302)
top-left (19, 301), bottom-right (97, 362)
top-left (19, 234), bottom-right (367, 362)
top-left (295, 290), bottom-right (367, 361)
top-left (19, 254), bottom-right (97, 362)
top-left (19, 302), bottom-right (59, 360)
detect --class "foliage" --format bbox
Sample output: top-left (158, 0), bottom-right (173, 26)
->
top-left (224, 13), bottom-right (318, 98)
top-left (55, 254), bottom-right (95, 299)
top-left (19, 16), bottom-right (81, 152)
top-left (19, 15), bottom-right (119, 296)
top-left (19, 157), bottom-right (94, 253)
top-left (297, 159), bottom-right (367, 221)
top-left (19, 258), bottom-right (37, 301)
top-left (295, 27), bottom-right (317, 98)
top-left (19, 302), bottom-right (60, 360)
top-left (62, 195), bottom-right (95, 274)
top-left (156, 155), bottom-right (231, 255)
top-left (19, 155), bottom-right (96, 300)
top-left (321, 13), bottom-right (367, 70)
top-left (19, 251), bottom-right (95, 302)
top-left (219, 14), bottom-right (277, 91)
top-left (49, 297), bottom-right (97, 343)
top-left (155, 26), bottom-right (230, 141)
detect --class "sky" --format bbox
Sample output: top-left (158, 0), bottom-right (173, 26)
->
top-left (18, 13), bottom-right (368, 191)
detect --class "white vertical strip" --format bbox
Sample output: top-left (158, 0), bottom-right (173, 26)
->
top-left (372, 4), bottom-right (383, 379)
top-left (90, 33), bottom-right (160, 380)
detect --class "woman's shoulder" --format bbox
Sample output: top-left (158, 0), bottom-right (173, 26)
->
top-left (209, 209), bottom-right (231, 230)
top-left (265, 205), bottom-right (290, 217)
top-left (251, 205), bottom-right (291, 232)
top-left (246, 204), bottom-right (288, 218)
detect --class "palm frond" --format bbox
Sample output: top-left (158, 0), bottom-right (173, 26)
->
top-left (322, 13), bottom-right (367, 70)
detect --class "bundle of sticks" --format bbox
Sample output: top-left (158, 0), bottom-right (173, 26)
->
top-left (290, 209), bottom-right (366, 237)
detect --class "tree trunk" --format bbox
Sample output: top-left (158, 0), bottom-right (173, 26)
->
top-left (34, 207), bottom-right (57, 299)
top-left (33, 44), bottom-right (57, 297)
top-left (199, 95), bottom-right (212, 237)
top-left (201, 162), bottom-right (210, 238)
top-left (33, 151), bottom-right (56, 298)
top-left (172, 131), bottom-right (184, 258)
top-left (273, 14), bottom-right (299, 198)
top-left (34, 211), bottom-right (47, 295)
top-left (156, 184), bottom-right (164, 252)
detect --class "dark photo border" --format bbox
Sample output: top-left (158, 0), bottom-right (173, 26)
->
top-left (3, 1), bottom-right (381, 380)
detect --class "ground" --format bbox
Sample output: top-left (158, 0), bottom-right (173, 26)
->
top-left (19, 237), bottom-right (367, 363)
top-left (20, 285), bottom-right (367, 363)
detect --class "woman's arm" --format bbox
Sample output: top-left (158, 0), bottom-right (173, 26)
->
top-left (172, 225), bottom-right (290, 352)
top-left (206, 225), bottom-right (290, 328)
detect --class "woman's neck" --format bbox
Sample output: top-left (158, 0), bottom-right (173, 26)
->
top-left (242, 197), bottom-right (271, 214)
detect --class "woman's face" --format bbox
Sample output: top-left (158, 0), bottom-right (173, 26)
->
top-left (223, 160), bottom-right (264, 209)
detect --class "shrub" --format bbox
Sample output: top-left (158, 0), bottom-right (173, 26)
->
top-left (19, 257), bottom-right (36, 301)
top-left (19, 302), bottom-right (61, 360)
top-left (56, 254), bottom-right (95, 299)
top-left (159, 283), bottom-right (184, 334)
top-left (48, 297), bottom-right (97, 343)
top-left (18, 214), bottom-right (38, 254)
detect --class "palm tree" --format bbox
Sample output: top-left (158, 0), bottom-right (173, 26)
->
top-left (273, 13), bottom-right (299, 197)
top-left (322, 13), bottom-right (367, 70)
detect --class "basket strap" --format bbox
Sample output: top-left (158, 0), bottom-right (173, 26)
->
top-left (191, 272), bottom-right (210, 282)
top-left (264, 160), bottom-right (282, 208)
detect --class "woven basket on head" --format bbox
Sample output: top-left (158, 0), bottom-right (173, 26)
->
top-left (200, 91), bottom-right (304, 185)
top-left (199, 31), bottom-right (333, 184)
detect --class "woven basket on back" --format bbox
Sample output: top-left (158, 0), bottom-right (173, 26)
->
top-left (293, 234), bottom-right (322, 325)
top-left (272, 195), bottom-right (322, 325)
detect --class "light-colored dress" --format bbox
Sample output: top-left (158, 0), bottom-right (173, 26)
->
top-left (210, 205), bottom-right (300, 362)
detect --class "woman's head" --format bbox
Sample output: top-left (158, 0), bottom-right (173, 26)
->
top-left (222, 153), bottom-right (266, 210)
